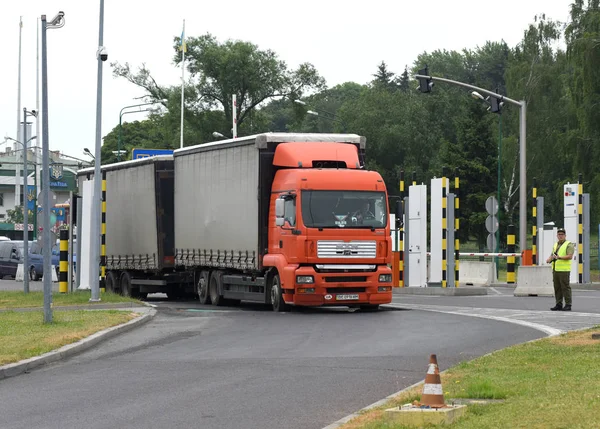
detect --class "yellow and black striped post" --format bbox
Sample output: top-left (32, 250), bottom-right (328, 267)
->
top-left (507, 224), bottom-right (516, 284)
top-left (578, 173), bottom-right (583, 284)
top-left (101, 171), bottom-right (107, 293)
top-left (399, 170), bottom-right (405, 287)
top-left (532, 177), bottom-right (537, 265)
top-left (441, 167), bottom-right (447, 288)
top-left (412, 171), bottom-right (417, 186)
top-left (59, 229), bottom-right (68, 293)
top-left (454, 168), bottom-right (460, 287)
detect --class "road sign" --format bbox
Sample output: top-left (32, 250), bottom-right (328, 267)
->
top-left (131, 148), bottom-right (174, 160)
top-left (485, 215), bottom-right (499, 233)
top-left (487, 234), bottom-right (497, 252)
top-left (485, 196), bottom-right (498, 215)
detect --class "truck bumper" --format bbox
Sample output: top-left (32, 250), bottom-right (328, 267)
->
top-left (284, 265), bottom-right (393, 307)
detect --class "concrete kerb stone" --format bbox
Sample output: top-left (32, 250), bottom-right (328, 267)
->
top-left (0, 303), bottom-right (157, 381)
top-left (322, 379), bottom-right (427, 429)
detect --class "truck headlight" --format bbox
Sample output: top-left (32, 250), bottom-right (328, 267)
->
top-left (379, 274), bottom-right (392, 282)
top-left (296, 275), bottom-right (314, 284)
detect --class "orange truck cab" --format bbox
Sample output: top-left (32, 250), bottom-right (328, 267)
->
top-left (262, 138), bottom-right (393, 310)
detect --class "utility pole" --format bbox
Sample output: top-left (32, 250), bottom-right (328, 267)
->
top-left (415, 70), bottom-right (527, 262)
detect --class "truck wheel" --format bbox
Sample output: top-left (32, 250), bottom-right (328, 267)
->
top-left (197, 271), bottom-right (211, 305)
top-left (106, 271), bottom-right (120, 293)
top-left (120, 272), bottom-right (132, 297)
top-left (209, 271), bottom-right (224, 306)
top-left (270, 274), bottom-right (290, 312)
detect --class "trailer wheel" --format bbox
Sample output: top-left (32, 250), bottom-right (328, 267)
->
top-left (270, 273), bottom-right (290, 312)
top-left (209, 271), bottom-right (224, 306)
top-left (197, 271), bottom-right (211, 305)
top-left (106, 271), bottom-right (120, 293)
top-left (120, 272), bottom-right (132, 297)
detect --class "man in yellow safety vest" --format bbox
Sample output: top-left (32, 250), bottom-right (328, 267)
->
top-left (546, 227), bottom-right (574, 311)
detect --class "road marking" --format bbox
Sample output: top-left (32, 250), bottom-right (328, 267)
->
top-left (385, 303), bottom-right (600, 337)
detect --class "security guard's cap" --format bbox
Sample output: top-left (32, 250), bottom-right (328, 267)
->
top-left (557, 227), bottom-right (566, 234)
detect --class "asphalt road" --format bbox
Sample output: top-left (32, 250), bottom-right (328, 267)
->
top-left (0, 296), bottom-right (544, 429)
top-left (3, 283), bottom-right (600, 429)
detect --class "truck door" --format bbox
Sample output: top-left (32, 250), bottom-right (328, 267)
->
top-left (277, 195), bottom-right (300, 263)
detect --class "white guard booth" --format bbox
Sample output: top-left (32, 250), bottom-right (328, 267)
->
top-left (563, 183), bottom-right (579, 283)
top-left (408, 184), bottom-right (427, 287)
top-left (77, 179), bottom-right (94, 290)
top-left (429, 178), bottom-right (449, 284)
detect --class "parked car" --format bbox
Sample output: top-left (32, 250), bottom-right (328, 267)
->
top-left (0, 241), bottom-right (40, 280)
top-left (29, 240), bottom-right (77, 281)
top-left (28, 242), bottom-right (45, 280)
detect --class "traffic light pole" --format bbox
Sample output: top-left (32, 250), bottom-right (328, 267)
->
top-left (415, 73), bottom-right (527, 263)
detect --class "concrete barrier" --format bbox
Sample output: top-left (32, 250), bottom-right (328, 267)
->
top-left (15, 264), bottom-right (24, 282)
top-left (51, 266), bottom-right (58, 282)
top-left (459, 261), bottom-right (496, 286)
top-left (514, 265), bottom-right (554, 297)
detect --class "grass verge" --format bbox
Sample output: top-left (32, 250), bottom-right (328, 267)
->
top-left (0, 310), bottom-right (137, 365)
top-left (0, 290), bottom-right (142, 309)
top-left (339, 327), bottom-right (600, 429)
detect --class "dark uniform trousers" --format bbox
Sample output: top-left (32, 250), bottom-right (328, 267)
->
top-left (553, 271), bottom-right (572, 306)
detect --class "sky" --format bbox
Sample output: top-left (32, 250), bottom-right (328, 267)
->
top-left (0, 0), bottom-right (573, 161)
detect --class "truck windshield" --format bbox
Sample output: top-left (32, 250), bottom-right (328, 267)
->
top-left (301, 190), bottom-right (387, 229)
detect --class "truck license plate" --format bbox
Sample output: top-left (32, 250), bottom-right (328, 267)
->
top-left (336, 294), bottom-right (359, 301)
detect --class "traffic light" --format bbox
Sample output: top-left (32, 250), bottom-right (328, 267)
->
top-left (416, 66), bottom-right (434, 93)
top-left (488, 96), bottom-right (504, 114)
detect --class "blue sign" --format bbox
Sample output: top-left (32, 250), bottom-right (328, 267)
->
top-left (131, 148), bottom-right (174, 160)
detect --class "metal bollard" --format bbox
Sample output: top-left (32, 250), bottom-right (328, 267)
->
top-left (101, 171), bottom-right (107, 293)
top-left (399, 170), bottom-right (405, 287)
top-left (532, 177), bottom-right (537, 265)
top-left (59, 229), bottom-right (68, 293)
top-left (441, 167), bottom-right (447, 288)
top-left (454, 168), bottom-right (460, 288)
top-left (507, 224), bottom-right (516, 284)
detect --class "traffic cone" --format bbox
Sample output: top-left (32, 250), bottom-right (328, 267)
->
top-left (420, 354), bottom-right (446, 408)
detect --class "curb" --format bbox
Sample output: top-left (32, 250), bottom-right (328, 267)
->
top-left (0, 304), bottom-right (157, 381)
top-left (322, 379), bottom-right (426, 429)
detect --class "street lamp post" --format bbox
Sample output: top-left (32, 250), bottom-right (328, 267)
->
top-left (118, 100), bottom-right (167, 161)
top-left (415, 72), bottom-right (527, 261)
top-left (471, 90), bottom-right (503, 273)
top-left (22, 108), bottom-right (37, 294)
top-left (41, 11), bottom-right (65, 323)
top-left (293, 99), bottom-right (346, 132)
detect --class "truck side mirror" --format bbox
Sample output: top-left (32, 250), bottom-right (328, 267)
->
top-left (275, 198), bottom-right (285, 218)
top-left (395, 200), bottom-right (403, 228)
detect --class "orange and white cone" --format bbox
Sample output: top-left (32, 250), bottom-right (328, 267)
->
top-left (420, 354), bottom-right (446, 408)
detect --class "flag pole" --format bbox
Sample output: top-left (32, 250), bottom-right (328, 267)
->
top-left (180, 19), bottom-right (185, 149)
top-left (15, 17), bottom-right (23, 208)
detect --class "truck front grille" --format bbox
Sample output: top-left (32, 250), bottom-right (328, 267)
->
top-left (324, 276), bottom-right (368, 283)
top-left (325, 287), bottom-right (367, 294)
top-left (317, 240), bottom-right (377, 258)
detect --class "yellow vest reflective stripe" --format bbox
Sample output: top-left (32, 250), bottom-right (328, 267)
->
top-left (553, 241), bottom-right (572, 272)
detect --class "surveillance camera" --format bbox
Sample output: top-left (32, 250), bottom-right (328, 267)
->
top-left (48, 11), bottom-right (65, 26)
top-left (31, 110), bottom-right (37, 117)
top-left (98, 46), bottom-right (108, 62)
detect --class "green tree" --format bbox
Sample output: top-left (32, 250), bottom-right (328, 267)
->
top-left (397, 66), bottom-right (410, 92)
top-left (372, 61), bottom-right (397, 91)
top-left (6, 206), bottom-right (24, 224)
top-left (566, 0), bottom-right (600, 222)
top-left (112, 33), bottom-right (325, 143)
